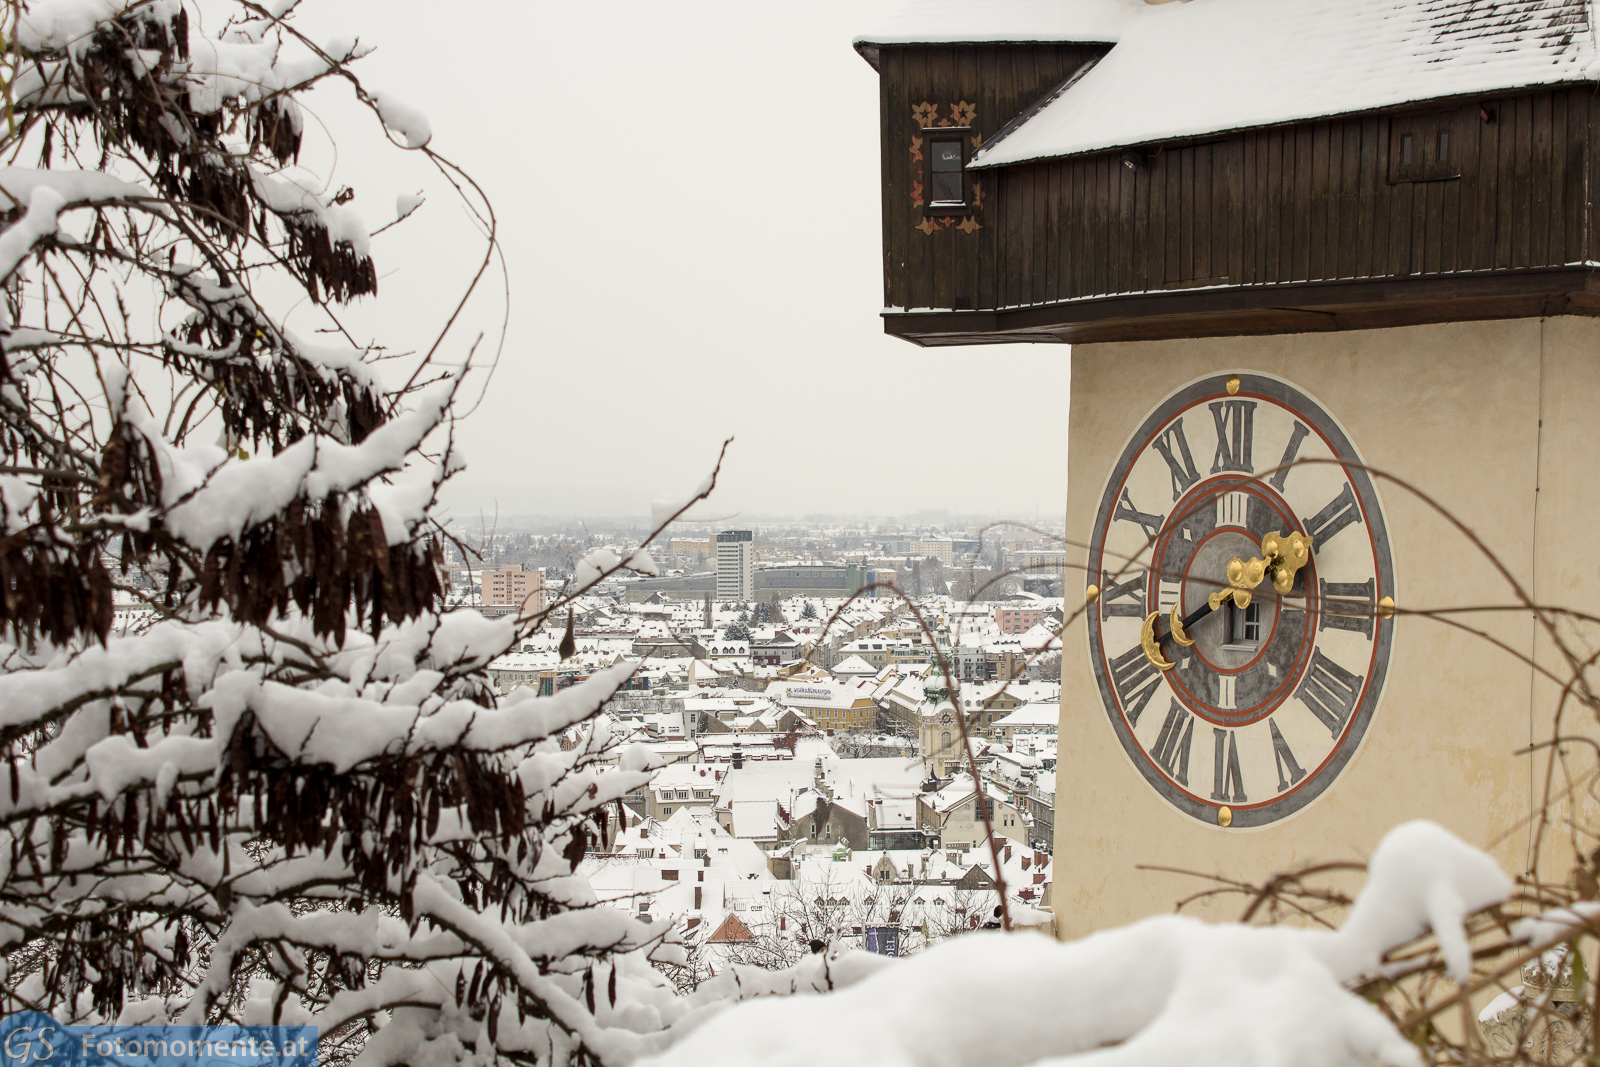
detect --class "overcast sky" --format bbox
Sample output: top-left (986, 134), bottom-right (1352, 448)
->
top-left (285, 1), bottom-right (1071, 523)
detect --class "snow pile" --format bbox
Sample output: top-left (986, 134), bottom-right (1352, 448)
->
top-left (643, 822), bottom-right (1509, 1067)
top-left (1312, 820), bottom-right (1512, 982)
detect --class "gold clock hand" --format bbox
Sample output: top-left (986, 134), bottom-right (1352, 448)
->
top-left (1140, 611), bottom-right (1175, 671)
top-left (1206, 530), bottom-right (1315, 612)
top-left (1140, 530), bottom-right (1316, 671)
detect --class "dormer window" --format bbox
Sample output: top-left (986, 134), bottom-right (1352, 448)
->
top-left (1389, 111), bottom-right (1459, 182)
top-left (925, 128), bottom-right (972, 214)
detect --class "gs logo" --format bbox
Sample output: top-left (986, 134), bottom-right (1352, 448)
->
top-left (0, 1014), bottom-right (65, 1065)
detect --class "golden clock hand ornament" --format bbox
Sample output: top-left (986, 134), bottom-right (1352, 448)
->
top-left (1138, 530), bottom-right (1316, 671)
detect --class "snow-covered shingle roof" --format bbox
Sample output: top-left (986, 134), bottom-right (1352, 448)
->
top-left (866, 0), bottom-right (1598, 167)
top-left (831, 654), bottom-right (878, 676)
top-left (856, 0), bottom-right (1124, 45)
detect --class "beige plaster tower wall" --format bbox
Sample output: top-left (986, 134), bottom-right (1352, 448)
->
top-left (1054, 316), bottom-right (1600, 938)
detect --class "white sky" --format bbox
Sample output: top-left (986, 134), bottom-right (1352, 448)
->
top-left (285, 1), bottom-right (1071, 522)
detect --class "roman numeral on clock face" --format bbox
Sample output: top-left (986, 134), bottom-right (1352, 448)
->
top-left (1320, 578), bottom-right (1376, 639)
top-left (1268, 420), bottom-right (1311, 492)
top-left (1209, 400), bottom-right (1256, 474)
top-left (1210, 728), bottom-right (1246, 803)
top-left (1109, 644), bottom-right (1163, 727)
top-left (1151, 700), bottom-right (1194, 785)
top-left (1100, 570), bottom-right (1146, 620)
top-left (1302, 482), bottom-right (1363, 551)
top-left (1114, 488), bottom-right (1164, 541)
top-left (1216, 490), bottom-right (1249, 528)
top-left (1151, 421), bottom-right (1201, 502)
top-left (1270, 720), bottom-right (1307, 791)
top-left (1295, 646), bottom-right (1365, 737)
top-left (1216, 674), bottom-right (1237, 710)
top-left (1157, 577), bottom-right (1182, 612)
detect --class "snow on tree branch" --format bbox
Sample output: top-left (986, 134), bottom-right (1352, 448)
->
top-left (0, 2), bottom-right (691, 1063)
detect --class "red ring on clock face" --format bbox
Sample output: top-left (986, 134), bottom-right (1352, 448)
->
top-left (1152, 475), bottom-right (1318, 729)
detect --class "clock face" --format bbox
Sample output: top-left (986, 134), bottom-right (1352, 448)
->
top-left (1086, 373), bottom-right (1394, 828)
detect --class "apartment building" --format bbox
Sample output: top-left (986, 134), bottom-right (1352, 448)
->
top-left (483, 564), bottom-right (546, 617)
top-left (995, 605), bottom-right (1045, 634)
top-left (715, 530), bottom-right (755, 601)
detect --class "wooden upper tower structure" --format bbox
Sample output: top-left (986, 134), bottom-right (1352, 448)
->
top-left (856, 0), bottom-right (1600, 346)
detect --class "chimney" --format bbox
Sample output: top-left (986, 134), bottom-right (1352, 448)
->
top-left (1003, 845), bottom-right (1012, 863)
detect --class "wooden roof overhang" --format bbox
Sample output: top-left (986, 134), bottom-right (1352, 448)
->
top-left (883, 266), bottom-right (1600, 347)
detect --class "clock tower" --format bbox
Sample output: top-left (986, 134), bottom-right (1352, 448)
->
top-left (856, 0), bottom-right (1600, 936)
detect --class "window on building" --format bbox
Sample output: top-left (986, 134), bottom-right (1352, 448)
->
top-left (1389, 110), bottom-right (1461, 182)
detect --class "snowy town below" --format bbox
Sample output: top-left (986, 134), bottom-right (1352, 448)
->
top-left (437, 516), bottom-right (1064, 970)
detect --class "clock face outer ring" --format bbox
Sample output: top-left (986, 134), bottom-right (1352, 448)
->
top-left (1085, 372), bottom-right (1395, 828)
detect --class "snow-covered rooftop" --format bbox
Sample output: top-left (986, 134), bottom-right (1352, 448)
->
top-left (993, 701), bottom-right (1062, 729)
top-left (831, 654), bottom-right (878, 676)
top-left (855, 0), bottom-right (1126, 46)
top-left (863, 0), bottom-right (1600, 167)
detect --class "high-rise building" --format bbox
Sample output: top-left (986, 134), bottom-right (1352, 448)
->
top-left (482, 564), bottom-right (546, 618)
top-left (715, 530), bottom-right (754, 602)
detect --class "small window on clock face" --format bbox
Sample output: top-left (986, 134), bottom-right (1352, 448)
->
top-left (1226, 601), bottom-right (1262, 649)
top-left (1242, 601), bottom-right (1261, 643)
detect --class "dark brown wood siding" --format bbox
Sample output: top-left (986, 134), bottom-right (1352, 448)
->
top-left (875, 44), bottom-right (1110, 313)
top-left (877, 62), bottom-right (1598, 317)
top-left (990, 90), bottom-right (1596, 306)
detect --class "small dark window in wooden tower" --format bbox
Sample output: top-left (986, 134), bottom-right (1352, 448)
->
top-left (1389, 111), bottom-right (1461, 182)
top-left (924, 127), bottom-right (972, 215)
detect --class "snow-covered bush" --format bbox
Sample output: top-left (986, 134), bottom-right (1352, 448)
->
top-left (0, 1), bottom-right (702, 1063)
